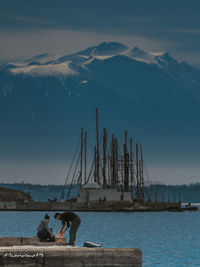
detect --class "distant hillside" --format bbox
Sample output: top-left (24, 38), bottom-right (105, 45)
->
top-left (0, 186), bottom-right (32, 201)
top-left (145, 183), bottom-right (200, 203)
top-left (0, 183), bottom-right (200, 203)
top-left (0, 183), bottom-right (76, 202)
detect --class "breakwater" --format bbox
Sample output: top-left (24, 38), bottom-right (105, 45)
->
top-left (0, 200), bottom-right (181, 212)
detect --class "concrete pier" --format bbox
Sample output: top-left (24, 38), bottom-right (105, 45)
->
top-left (0, 200), bottom-right (181, 212)
top-left (0, 237), bottom-right (67, 247)
top-left (0, 238), bottom-right (142, 266)
top-left (0, 247), bottom-right (142, 267)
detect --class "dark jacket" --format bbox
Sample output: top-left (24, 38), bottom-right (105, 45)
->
top-left (60, 212), bottom-right (80, 228)
top-left (37, 219), bottom-right (51, 234)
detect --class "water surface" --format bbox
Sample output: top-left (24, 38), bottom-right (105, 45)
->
top-left (0, 210), bottom-right (199, 266)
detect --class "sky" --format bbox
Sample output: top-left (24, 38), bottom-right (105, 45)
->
top-left (1, 0), bottom-right (200, 66)
top-left (1, 0), bottom-right (200, 185)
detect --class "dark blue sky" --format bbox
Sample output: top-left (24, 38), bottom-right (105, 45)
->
top-left (1, 0), bottom-right (200, 65)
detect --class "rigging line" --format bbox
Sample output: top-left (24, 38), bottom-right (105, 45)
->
top-left (69, 151), bottom-right (81, 192)
top-left (86, 158), bottom-right (95, 184)
top-left (66, 151), bottom-right (81, 200)
top-left (69, 171), bottom-right (82, 198)
top-left (82, 127), bottom-right (104, 185)
top-left (82, 110), bottom-right (97, 150)
top-left (60, 135), bottom-right (81, 200)
top-left (86, 123), bottom-right (104, 151)
top-left (61, 144), bottom-right (80, 200)
top-left (71, 172), bottom-right (81, 195)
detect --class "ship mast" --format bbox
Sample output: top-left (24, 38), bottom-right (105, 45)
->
top-left (124, 130), bottom-right (129, 191)
top-left (80, 128), bottom-right (84, 187)
top-left (130, 137), bottom-right (134, 191)
top-left (84, 131), bottom-right (87, 184)
top-left (136, 143), bottom-right (139, 199)
top-left (140, 144), bottom-right (144, 200)
top-left (103, 128), bottom-right (107, 188)
top-left (96, 108), bottom-right (100, 184)
top-left (62, 109), bottom-right (146, 202)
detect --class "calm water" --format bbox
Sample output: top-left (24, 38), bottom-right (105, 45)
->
top-left (0, 210), bottom-right (200, 266)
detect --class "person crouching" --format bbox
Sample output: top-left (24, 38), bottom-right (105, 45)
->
top-left (37, 213), bottom-right (55, 242)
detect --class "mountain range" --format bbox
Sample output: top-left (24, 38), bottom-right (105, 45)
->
top-left (0, 41), bottom-right (200, 177)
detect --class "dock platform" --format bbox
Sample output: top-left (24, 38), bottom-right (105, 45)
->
top-left (0, 237), bottom-right (142, 267)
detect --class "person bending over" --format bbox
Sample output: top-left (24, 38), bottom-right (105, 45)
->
top-left (54, 212), bottom-right (81, 246)
top-left (37, 214), bottom-right (55, 242)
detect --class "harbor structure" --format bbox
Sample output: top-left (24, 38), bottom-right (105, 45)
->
top-left (0, 109), bottom-right (188, 212)
top-left (62, 109), bottom-right (145, 204)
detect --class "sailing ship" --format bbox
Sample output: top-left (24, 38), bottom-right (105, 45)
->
top-left (60, 109), bottom-right (145, 205)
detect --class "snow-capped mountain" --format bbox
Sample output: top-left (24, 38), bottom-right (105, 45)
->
top-left (3, 41), bottom-right (200, 104)
top-left (0, 42), bottom-right (200, 161)
top-left (3, 42), bottom-right (181, 76)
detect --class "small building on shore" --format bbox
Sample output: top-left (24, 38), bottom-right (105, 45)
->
top-left (77, 182), bottom-right (132, 203)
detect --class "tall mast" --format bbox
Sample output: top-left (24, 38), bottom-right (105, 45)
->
top-left (107, 153), bottom-right (110, 188)
top-left (84, 131), bottom-right (87, 184)
top-left (130, 138), bottom-right (134, 191)
top-left (110, 136), bottom-right (118, 189)
top-left (124, 130), bottom-right (129, 191)
top-left (136, 143), bottom-right (139, 199)
top-left (103, 128), bottom-right (107, 188)
top-left (94, 146), bottom-right (97, 183)
top-left (80, 128), bottom-right (84, 186)
top-left (125, 130), bottom-right (128, 147)
top-left (111, 135), bottom-right (114, 188)
top-left (96, 108), bottom-right (100, 184)
top-left (114, 137), bottom-right (118, 189)
top-left (140, 144), bottom-right (144, 200)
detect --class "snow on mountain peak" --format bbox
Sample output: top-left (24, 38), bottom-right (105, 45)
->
top-left (156, 52), bottom-right (176, 62)
top-left (149, 51), bottom-right (166, 56)
top-left (92, 42), bottom-right (129, 56)
top-left (2, 42), bottom-right (178, 77)
top-left (129, 46), bottom-right (147, 56)
top-left (126, 46), bottom-right (159, 64)
top-left (9, 61), bottom-right (77, 76)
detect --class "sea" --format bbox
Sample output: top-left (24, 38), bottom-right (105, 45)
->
top-left (0, 209), bottom-right (200, 266)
